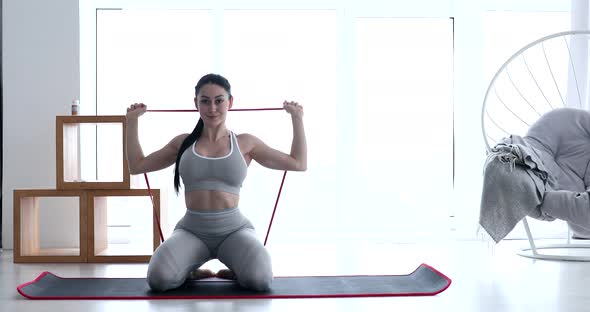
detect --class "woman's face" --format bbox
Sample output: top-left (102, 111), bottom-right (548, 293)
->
top-left (195, 83), bottom-right (233, 127)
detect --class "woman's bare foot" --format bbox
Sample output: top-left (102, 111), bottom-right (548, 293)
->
top-left (216, 269), bottom-right (236, 280)
top-left (187, 269), bottom-right (215, 280)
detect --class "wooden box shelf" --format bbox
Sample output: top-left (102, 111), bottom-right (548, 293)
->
top-left (88, 189), bottom-right (161, 263)
top-left (13, 188), bottom-right (161, 263)
top-left (13, 189), bottom-right (88, 263)
top-left (14, 115), bottom-right (161, 264)
top-left (56, 115), bottom-right (130, 190)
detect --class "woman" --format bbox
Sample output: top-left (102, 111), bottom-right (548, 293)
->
top-left (125, 73), bottom-right (307, 292)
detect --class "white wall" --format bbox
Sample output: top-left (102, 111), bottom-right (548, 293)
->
top-left (2, 0), bottom-right (80, 249)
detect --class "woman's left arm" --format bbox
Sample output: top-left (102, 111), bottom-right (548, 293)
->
top-left (246, 101), bottom-right (307, 171)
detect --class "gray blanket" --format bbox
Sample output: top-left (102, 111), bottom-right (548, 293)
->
top-left (479, 135), bottom-right (556, 243)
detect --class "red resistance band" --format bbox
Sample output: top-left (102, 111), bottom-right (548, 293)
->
top-left (146, 108), bottom-right (284, 112)
top-left (143, 107), bottom-right (287, 247)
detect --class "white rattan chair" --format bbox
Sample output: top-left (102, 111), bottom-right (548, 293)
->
top-left (482, 30), bottom-right (590, 261)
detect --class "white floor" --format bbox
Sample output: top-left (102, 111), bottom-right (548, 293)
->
top-left (3, 239), bottom-right (590, 312)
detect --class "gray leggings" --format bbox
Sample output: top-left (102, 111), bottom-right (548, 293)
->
top-left (146, 207), bottom-right (273, 292)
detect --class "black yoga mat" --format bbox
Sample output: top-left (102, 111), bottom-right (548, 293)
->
top-left (17, 263), bottom-right (451, 300)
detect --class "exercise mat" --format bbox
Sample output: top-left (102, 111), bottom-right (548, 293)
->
top-left (17, 263), bottom-right (451, 300)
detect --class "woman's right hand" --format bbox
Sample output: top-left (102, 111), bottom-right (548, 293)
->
top-left (126, 103), bottom-right (147, 119)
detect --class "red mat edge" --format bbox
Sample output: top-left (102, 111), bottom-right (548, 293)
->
top-left (17, 263), bottom-right (452, 300)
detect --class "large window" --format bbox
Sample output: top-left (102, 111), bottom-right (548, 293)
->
top-left (92, 7), bottom-right (454, 243)
top-left (347, 17), bottom-right (454, 240)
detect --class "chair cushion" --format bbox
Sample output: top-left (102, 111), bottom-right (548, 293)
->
top-left (523, 108), bottom-right (590, 192)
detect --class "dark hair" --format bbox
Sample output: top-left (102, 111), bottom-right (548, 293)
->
top-left (173, 74), bottom-right (232, 193)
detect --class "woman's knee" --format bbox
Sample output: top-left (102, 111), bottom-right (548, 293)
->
top-left (146, 229), bottom-right (212, 291)
top-left (239, 267), bottom-right (273, 291)
top-left (146, 264), bottom-right (183, 292)
top-left (145, 243), bottom-right (186, 292)
top-left (238, 249), bottom-right (274, 291)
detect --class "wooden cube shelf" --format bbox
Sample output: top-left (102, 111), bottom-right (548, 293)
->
top-left (88, 189), bottom-right (161, 263)
top-left (13, 189), bottom-right (88, 263)
top-left (14, 189), bottom-right (161, 263)
top-left (15, 116), bottom-right (162, 264)
top-left (56, 115), bottom-right (130, 190)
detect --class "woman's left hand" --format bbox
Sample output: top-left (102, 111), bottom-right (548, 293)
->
top-left (283, 100), bottom-right (304, 119)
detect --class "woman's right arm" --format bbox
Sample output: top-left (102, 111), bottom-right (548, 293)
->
top-left (126, 103), bottom-right (188, 174)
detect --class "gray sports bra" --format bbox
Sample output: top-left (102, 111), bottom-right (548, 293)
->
top-left (179, 131), bottom-right (248, 195)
